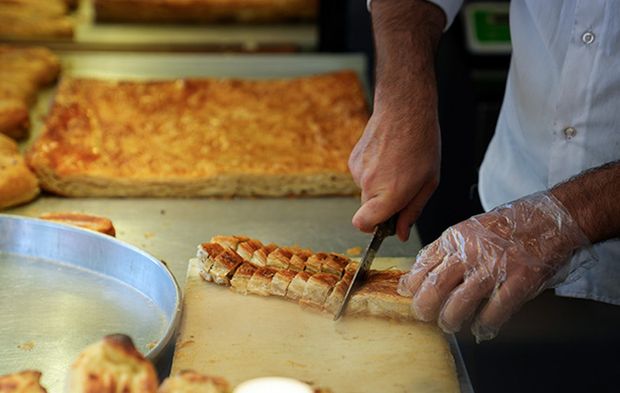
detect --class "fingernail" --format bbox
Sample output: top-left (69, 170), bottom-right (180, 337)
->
top-left (471, 321), bottom-right (499, 343)
top-left (397, 273), bottom-right (414, 296)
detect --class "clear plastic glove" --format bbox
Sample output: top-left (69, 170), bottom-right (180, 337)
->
top-left (397, 192), bottom-right (592, 342)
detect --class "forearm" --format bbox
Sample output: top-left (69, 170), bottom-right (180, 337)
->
top-left (371, 0), bottom-right (445, 112)
top-left (551, 160), bottom-right (620, 243)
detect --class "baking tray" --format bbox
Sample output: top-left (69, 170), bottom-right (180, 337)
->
top-left (0, 214), bottom-right (181, 392)
top-left (10, 52), bottom-right (472, 392)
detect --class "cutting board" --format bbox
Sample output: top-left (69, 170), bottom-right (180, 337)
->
top-left (171, 258), bottom-right (460, 393)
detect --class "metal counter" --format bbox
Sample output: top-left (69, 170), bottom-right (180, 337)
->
top-left (8, 52), bottom-right (473, 392)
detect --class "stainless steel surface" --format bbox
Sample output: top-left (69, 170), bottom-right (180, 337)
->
top-left (334, 216), bottom-right (398, 320)
top-left (8, 52), bottom-right (472, 392)
top-left (0, 215), bottom-right (181, 392)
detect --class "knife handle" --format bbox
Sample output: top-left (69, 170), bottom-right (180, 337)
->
top-left (377, 213), bottom-right (398, 238)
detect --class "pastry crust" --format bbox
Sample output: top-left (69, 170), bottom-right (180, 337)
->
top-left (158, 370), bottom-right (230, 393)
top-left (94, 0), bottom-right (317, 23)
top-left (66, 334), bottom-right (158, 393)
top-left (27, 72), bottom-right (367, 197)
top-left (0, 370), bottom-right (47, 393)
top-left (0, 134), bottom-right (39, 210)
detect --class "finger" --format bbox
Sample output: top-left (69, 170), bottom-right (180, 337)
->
top-left (471, 272), bottom-right (539, 341)
top-left (438, 268), bottom-right (495, 334)
top-left (412, 255), bottom-right (467, 322)
top-left (395, 181), bottom-right (437, 241)
top-left (397, 241), bottom-right (444, 297)
top-left (352, 194), bottom-right (403, 233)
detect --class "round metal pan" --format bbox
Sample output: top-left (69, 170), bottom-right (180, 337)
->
top-left (0, 214), bottom-right (181, 392)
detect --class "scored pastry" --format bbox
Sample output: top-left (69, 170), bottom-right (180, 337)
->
top-left (194, 236), bottom-right (417, 320)
top-left (0, 370), bottom-right (47, 393)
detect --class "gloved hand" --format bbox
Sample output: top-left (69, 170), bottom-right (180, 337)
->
top-left (397, 192), bottom-right (593, 342)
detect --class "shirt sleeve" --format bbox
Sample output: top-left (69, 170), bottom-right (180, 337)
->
top-left (366, 0), bottom-right (464, 31)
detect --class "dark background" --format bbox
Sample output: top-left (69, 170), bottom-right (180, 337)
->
top-left (318, 1), bottom-right (620, 392)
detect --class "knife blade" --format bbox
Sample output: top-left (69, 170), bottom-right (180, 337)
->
top-left (333, 214), bottom-right (398, 320)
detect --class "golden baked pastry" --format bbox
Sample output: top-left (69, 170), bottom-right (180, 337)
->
top-left (0, 370), bottom-right (47, 393)
top-left (94, 0), bottom-right (317, 23)
top-left (0, 134), bottom-right (39, 210)
top-left (158, 370), bottom-right (230, 393)
top-left (195, 236), bottom-right (418, 320)
top-left (27, 71), bottom-right (367, 197)
top-left (66, 334), bottom-right (158, 393)
top-left (0, 0), bottom-right (73, 39)
top-left (0, 46), bottom-right (61, 140)
top-left (39, 212), bottom-right (117, 236)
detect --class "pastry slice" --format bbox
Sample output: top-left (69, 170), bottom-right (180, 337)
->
top-left (323, 271), bottom-right (354, 315)
top-left (250, 243), bottom-right (277, 267)
top-left (269, 270), bottom-right (297, 297)
top-left (237, 239), bottom-right (263, 261)
top-left (230, 262), bottom-right (257, 295)
top-left (288, 254), bottom-right (307, 272)
top-left (266, 247), bottom-right (293, 270)
top-left (159, 370), bottom-right (230, 393)
top-left (301, 273), bottom-right (339, 309)
top-left (210, 235), bottom-right (249, 252)
top-left (321, 253), bottom-right (350, 277)
top-left (305, 253), bottom-right (327, 274)
top-left (285, 271), bottom-right (311, 301)
top-left (209, 249), bottom-right (244, 285)
top-left (247, 267), bottom-right (277, 296)
top-left (196, 243), bottom-right (226, 281)
top-left (0, 370), bottom-right (47, 393)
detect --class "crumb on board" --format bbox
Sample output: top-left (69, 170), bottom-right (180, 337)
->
top-left (144, 231), bottom-right (155, 239)
top-left (17, 341), bottom-right (35, 351)
top-left (346, 246), bottom-right (362, 256)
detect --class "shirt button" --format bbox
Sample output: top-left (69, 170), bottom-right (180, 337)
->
top-left (563, 127), bottom-right (577, 139)
top-left (581, 31), bottom-right (595, 44)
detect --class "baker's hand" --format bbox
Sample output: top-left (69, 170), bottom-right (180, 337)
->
top-left (397, 192), bottom-right (592, 341)
top-left (348, 101), bottom-right (440, 241)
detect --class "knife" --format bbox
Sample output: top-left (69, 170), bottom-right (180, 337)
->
top-left (333, 214), bottom-right (398, 320)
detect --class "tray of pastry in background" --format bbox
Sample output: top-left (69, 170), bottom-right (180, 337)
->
top-left (0, 0), bottom-right (317, 51)
top-left (23, 51), bottom-right (369, 199)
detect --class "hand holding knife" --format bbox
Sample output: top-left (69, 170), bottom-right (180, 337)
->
top-left (334, 214), bottom-right (398, 320)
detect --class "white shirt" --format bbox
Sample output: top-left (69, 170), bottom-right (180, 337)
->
top-left (369, 0), bottom-right (620, 305)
